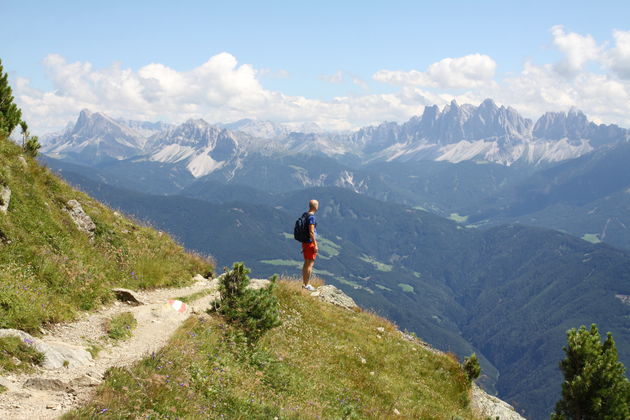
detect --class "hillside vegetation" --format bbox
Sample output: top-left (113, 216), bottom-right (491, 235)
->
top-left (66, 279), bottom-right (480, 420)
top-left (0, 135), bottom-right (213, 332)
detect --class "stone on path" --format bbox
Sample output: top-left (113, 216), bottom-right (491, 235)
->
top-left (0, 329), bottom-right (93, 369)
top-left (112, 288), bottom-right (145, 305)
top-left (23, 378), bottom-right (70, 392)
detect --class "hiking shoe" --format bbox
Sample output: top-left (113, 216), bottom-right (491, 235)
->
top-left (303, 284), bottom-right (316, 291)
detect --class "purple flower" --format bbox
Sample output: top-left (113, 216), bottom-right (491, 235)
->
top-left (23, 338), bottom-right (34, 345)
top-left (99, 408), bottom-right (108, 414)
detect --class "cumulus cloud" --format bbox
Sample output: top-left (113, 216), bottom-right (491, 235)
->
top-left (13, 27), bottom-right (630, 135)
top-left (16, 54), bottom-right (430, 134)
top-left (604, 30), bottom-right (630, 79)
top-left (550, 25), bottom-right (602, 76)
top-left (374, 54), bottom-right (497, 89)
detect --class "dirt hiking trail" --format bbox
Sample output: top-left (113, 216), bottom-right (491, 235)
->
top-left (0, 276), bottom-right (268, 419)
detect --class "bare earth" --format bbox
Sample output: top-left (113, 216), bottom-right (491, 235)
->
top-left (0, 277), bottom-right (224, 419)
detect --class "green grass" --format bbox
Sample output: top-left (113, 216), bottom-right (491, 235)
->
top-left (105, 312), bottom-right (137, 341)
top-left (260, 258), bottom-right (301, 267)
top-left (0, 384), bottom-right (7, 393)
top-left (174, 289), bottom-right (215, 304)
top-left (398, 283), bottom-right (415, 293)
top-left (0, 336), bottom-right (45, 373)
top-left (0, 136), bottom-right (214, 333)
top-left (449, 213), bottom-right (469, 223)
top-left (359, 254), bottom-right (393, 272)
top-left (581, 233), bottom-right (602, 244)
top-left (260, 259), bottom-right (335, 277)
top-left (86, 342), bottom-right (103, 359)
top-left (65, 280), bottom-right (478, 419)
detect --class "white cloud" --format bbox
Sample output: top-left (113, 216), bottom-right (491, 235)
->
top-left (13, 27), bottom-right (630, 135)
top-left (374, 54), bottom-right (497, 89)
top-left (320, 70), bottom-right (344, 83)
top-left (550, 25), bottom-right (602, 76)
top-left (604, 30), bottom-right (630, 79)
top-left (16, 54), bottom-right (429, 134)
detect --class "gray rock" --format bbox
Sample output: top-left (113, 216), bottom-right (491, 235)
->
top-left (248, 279), bottom-right (270, 290)
top-left (65, 200), bottom-right (96, 238)
top-left (112, 288), bottom-right (145, 305)
top-left (18, 156), bottom-right (27, 167)
top-left (312, 285), bottom-right (358, 310)
top-left (70, 374), bottom-right (100, 388)
top-left (0, 329), bottom-right (93, 369)
top-left (24, 378), bottom-right (69, 392)
top-left (472, 384), bottom-right (526, 420)
top-left (193, 274), bottom-right (207, 283)
top-left (0, 186), bottom-right (10, 213)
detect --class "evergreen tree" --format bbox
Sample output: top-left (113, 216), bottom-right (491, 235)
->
top-left (552, 324), bottom-right (630, 420)
top-left (0, 58), bottom-right (22, 136)
top-left (212, 262), bottom-right (281, 344)
top-left (463, 353), bottom-right (481, 383)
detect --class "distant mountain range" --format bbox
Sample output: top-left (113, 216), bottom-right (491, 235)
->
top-left (43, 99), bottom-right (629, 175)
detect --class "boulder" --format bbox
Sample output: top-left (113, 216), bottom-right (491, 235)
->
top-left (23, 378), bottom-right (70, 392)
top-left (471, 384), bottom-right (526, 420)
top-left (311, 285), bottom-right (358, 310)
top-left (0, 329), bottom-right (93, 369)
top-left (65, 200), bottom-right (96, 238)
top-left (112, 288), bottom-right (145, 305)
top-left (0, 186), bottom-right (10, 213)
top-left (248, 279), bottom-right (271, 290)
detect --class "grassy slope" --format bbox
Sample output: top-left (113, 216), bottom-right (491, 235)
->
top-left (66, 280), bottom-right (479, 420)
top-left (0, 137), bottom-right (213, 332)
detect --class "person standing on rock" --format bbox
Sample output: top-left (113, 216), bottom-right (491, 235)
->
top-left (299, 199), bottom-right (318, 291)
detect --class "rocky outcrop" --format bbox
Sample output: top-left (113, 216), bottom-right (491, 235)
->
top-left (471, 384), bottom-right (526, 420)
top-left (0, 186), bottom-right (10, 213)
top-left (310, 285), bottom-right (358, 310)
top-left (0, 329), bottom-right (93, 369)
top-left (65, 200), bottom-right (96, 238)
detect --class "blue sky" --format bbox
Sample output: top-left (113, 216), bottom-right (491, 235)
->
top-left (2, 0), bottom-right (630, 133)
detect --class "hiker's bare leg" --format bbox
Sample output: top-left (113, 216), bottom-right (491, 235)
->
top-left (302, 259), bottom-right (315, 285)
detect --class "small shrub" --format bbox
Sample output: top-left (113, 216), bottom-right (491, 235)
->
top-left (0, 336), bottom-right (45, 373)
top-left (463, 353), bottom-right (481, 382)
top-left (105, 312), bottom-right (137, 341)
top-left (210, 262), bottom-right (281, 344)
top-left (86, 342), bottom-right (103, 359)
top-left (24, 136), bottom-right (40, 157)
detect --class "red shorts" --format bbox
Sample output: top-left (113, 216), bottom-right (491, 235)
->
top-left (302, 242), bottom-right (317, 260)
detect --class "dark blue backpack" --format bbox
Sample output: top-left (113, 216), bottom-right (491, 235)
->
top-left (294, 212), bottom-right (311, 243)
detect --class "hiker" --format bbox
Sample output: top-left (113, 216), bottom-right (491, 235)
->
top-left (300, 199), bottom-right (318, 291)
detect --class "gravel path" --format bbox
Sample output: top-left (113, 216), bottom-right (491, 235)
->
top-left (0, 276), bottom-right (229, 419)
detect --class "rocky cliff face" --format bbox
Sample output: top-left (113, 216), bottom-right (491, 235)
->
top-left (43, 99), bottom-right (630, 173)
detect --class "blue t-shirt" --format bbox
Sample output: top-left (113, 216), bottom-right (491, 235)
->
top-left (307, 213), bottom-right (317, 242)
